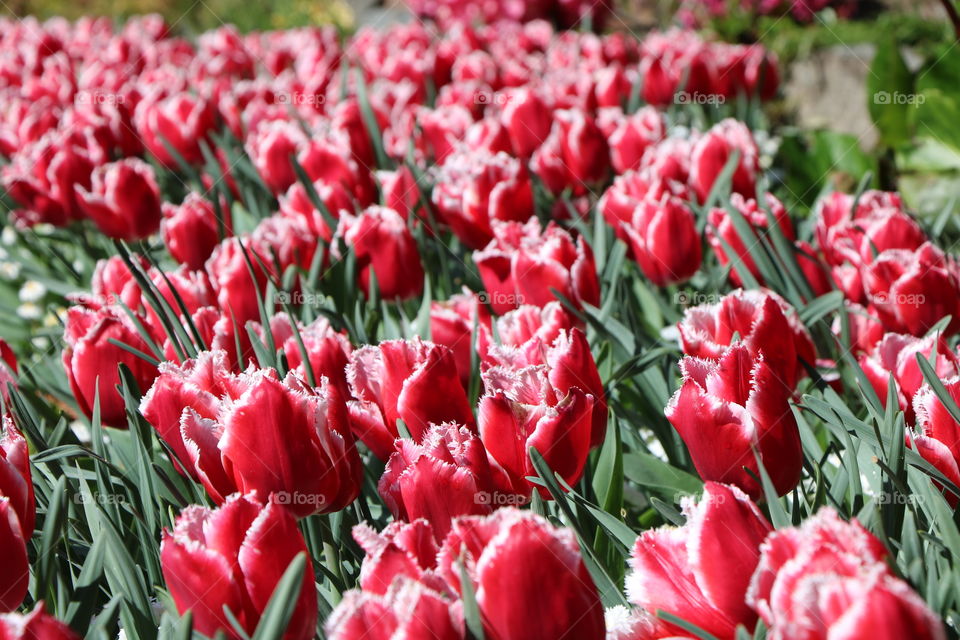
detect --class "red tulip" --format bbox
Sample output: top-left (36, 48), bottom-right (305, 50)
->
top-left (379, 422), bottom-right (514, 539)
top-left (352, 520), bottom-right (447, 596)
top-left (0, 417), bottom-right (34, 539)
top-left (134, 91), bottom-right (218, 167)
top-left (0, 604), bottom-right (79, 639)
top-left (142, 352), bottom-right (361, 515)
top-left (478, 365), bottom-right (594, 495)
top-left (245, 120), bottom-right (307, 195)
top-left (864, 243), bottom-right (960, 336)
top-left (482, 302), bottom-right (578, 360)
top-left (74, 159), bottom-right (162, 240)
top-left (377, 166), bottom-right (425, 223)
top-left (2, 132), bottom-right (96, 227)
top-left (860, 333), bottom-right (958, 419)
top-left (63, 305), bottom-right (159, 427)
top-left (678, 288), bottom-right (816, 391)
top-left (265, 313), bottom-right (353, 397)
top-left (600, 106), bottom-right (666, 174)
top-left (326, 578), bottom-right (464, 640)
top-left (707, 192), bottom-right (794, 287)
top-left (665, 343), bottom-right (802, 498)
top-left (620, 194), bottom-right (702, 287)
top-left (0, 497), bottom-right (28, 614)
top-left (347, 338), bottom-right (476, 459)
top-left (690, 119), bottom-right (760, 204)
top-left (206, 236), bottom-right (272, 327)
top-left (336, 206), bottom-right (425, 302)
top-left (474, 218), bottom-right (600, 314)
top-left (0, 341), bottom-right (16, 408)
top-left (531, 109), bottom-right (610, 197)
top-left (432, 150), bottom-right (535, 249)
top-left (912, 377), bottom-right (960, 500)
top-left (747, 508), bottom-right (944, 640)
top-left (437, 508), bottom-right (605, 640)
top-left (161, 494), bottom-right (317, 640)
top-left (627, 482), bottom-right (772, 639)
top-left (162, 193), bottom-right (232, 271)
top-left (430, 291), bottom-right (492, 386)
top-left (500, 87), bottom-right (553, 158)
top-left (599, 169), bottom-right (689, 242)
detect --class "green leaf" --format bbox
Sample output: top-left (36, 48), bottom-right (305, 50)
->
top-left (867, 39), bottom-right (915, 147)
top-left (251, 553), bottom-right (309, 640)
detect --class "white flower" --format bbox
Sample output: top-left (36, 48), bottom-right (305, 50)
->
top-left (19, 280), bottom-right (46, 303)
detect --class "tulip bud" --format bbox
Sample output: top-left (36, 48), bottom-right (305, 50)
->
top-left (690, 119), bottom-right (759, 204)
top-left (531, 109), bottom-right (610, 197)
top-left (665, 343), bottom-right (802, 498)
top-left (438, 508), bottom-right (605, 640)
top-left (500, 87), bottom-right (553, 158)
top-left (627, 482), bottom-right (772, 638)
top-left (63, 305), bottom-right (159, 427)
top-left (479, 366), bottom-right (594, 496)
top-left (337, 206), bottom-right (425, 302)
top-left (161, 494), bottom-right (317, 640)
top-left (347, 338), bottom-right (476, 459)
top-left (600, 106), bottom-right (665, 174)
top-left (162, 193), bottom-right (232, 270)
top-left (75, 159), bottom-right (162, 240)
top-left (620, 194), bottom-right (701, 287)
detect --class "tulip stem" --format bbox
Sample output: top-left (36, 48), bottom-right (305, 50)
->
top-left (319, 515), bottom-right (344, 602)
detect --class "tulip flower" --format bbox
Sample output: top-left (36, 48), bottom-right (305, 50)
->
top-left (860, 333), bottom-right (958, 419)
top-left (326, 578), bottom-right (465, 640)
top-left (437, 508), bottom-right (605, 640)
top-left (162, 193), bottom-right (232, 270)
top-left (432, 150), bottom-right (535, 249)
top-left (161, 494), bottom-right (317, 640)
top-left (678, 288), bottom-right (816, 391)
top-left (864, 243), bottom-right (960, 337)
top-left (747, 508), bottom-right (945, 640)
top-left (690, 119), bottom-right (760, 203)
top-left (531, 109), bottom-right (610, 197)
top-left (627, 482), bottom-right (772, 639)
top-left (474, 218), bottom-right (600, 314)
top-left (600, 106), bottom-right (666, 174)
top-left (0, 604), bottom-right (79, 639)
top-left (347, 338), bottom-right (475, 459)
top-left (707, 193), bottom-right (794, 287)
top-left (912, 377), bottom-right (960, 499)
top-left (206, 236), bottom-right (272, 328)
top-left (2, 132), bottom-right (97, 227)
top-left (379, 423), bottom-right (514, 539)
top-left (620, 194), bottom-right (702, 287)
top-left (665, 343), bottom-right (802, 497)
top-left (141, 352), bottom-right (362, 515)
top-left (500, 87), bottom-right (553, 158)
top-left (75, 158), bottom-right (162, 240)
top-left (478, 366), bottom-right (594, 495)
top-left (336, 206), bottom-right (425, 302)
top-left (63, 305), bottom-right (160, 427)
top-left (264, 313), bottom-right (353, 397)
top-left (134, 91), bottom-right (218, 167)
top-left (481, 302), bottom-right (578, 362)
top-left (815, 190), bottom-right (925, 269)
top-left (352, 520), bottom-right (447, 596)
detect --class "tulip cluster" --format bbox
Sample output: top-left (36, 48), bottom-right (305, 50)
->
top-left (328, 509), bottom-right (606, 640)
top-left (625, 483), bottom-right (944, 639)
